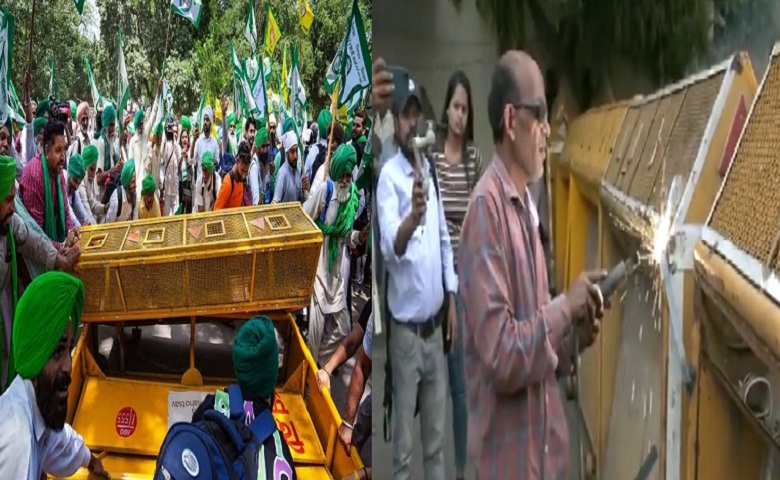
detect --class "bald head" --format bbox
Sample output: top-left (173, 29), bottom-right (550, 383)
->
top-left (487, 51), bottom-right (545, 143)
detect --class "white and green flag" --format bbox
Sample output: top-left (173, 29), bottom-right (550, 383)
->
top-left (245, 0), bottom-right (258, 53)
top-left (117, 27), bottom-right (130, 129)
top-left (337, 0), bottom-right (371, 107)
top-left (287, 43), bottom-right (307, 133)
top-left (8, 81), bottom-right (25, 127)
top-left (154, 78), bottom-right (173, 131)
top-left (0, 6), bottom-right (15, 129)
top-left (73, 0), bottom-right (85, 15)
top-left (196, 91), bottom-right (207, 128)
top-left (323, 34), bottom-right (346, 95)
top-left (171, 0), bottom-right (202, 29)
top-left (84, 55), bottom-right (101, 108)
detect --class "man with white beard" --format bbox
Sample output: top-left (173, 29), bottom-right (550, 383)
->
top-left (302, 144), bottom-right (368, 366)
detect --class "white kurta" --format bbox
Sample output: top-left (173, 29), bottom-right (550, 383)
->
top-left (302, 179), bottom-right (360, 365)
top-left (0, 376), bottom-right (91, 480)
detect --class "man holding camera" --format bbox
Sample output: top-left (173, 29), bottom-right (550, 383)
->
top-left (160, 120), bottom-right (182, 216)
top-left (376, 68), bottom-right (457, 480)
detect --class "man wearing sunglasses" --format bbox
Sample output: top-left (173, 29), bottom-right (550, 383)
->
top-left (457, 51), bottom-right (607, 480)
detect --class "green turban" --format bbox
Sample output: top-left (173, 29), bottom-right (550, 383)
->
top-left (317, 110), bottom-right (332, 137)
top-left (255, 127), bottom-right (268, 148)
top-left (102, 105), bottom-right (117, 130)
top-left (141, 174), bottom-right (156, 196)
top-left (67, 154), bottom-right (86, 180)
top-left (282, 118), bottom-right (294, 134)
top-left (35, 99), bottom-right (50, 118)
top-left (33, 117), bottom-right (47, 136)
top-left (134, 109), bottom-right (145, 130)
top-left (181, 116), bottom-right (191, 131)
top-left (330, 144), bottom-right (357, 181)
top-left (232, 315), bottom-right (278, 399)
top-left (201, 151), bottom-right (215, 173)
top-left (69, 101), bottom-right (77, 121)
top-left (13, 272), bottom-right (84, 379)
top-left (121, 159), bottom-right (136, 190)
top-left (228, 113), bottom-right (236, 127)
top-left (0, 156), bottom-right (17, 200)
top-left (82, 144), bottom-right (98, 168)
top-left (153, 121), bottom-right (163, 136)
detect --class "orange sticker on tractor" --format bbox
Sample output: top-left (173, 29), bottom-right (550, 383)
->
top-left (116, 406), bottom-right (138, 438)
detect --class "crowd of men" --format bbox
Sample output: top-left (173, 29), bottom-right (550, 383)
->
top-left (0, 64), bottom-right (375, 479)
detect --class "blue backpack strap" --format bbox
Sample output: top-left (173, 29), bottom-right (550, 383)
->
top-left (320, 178), bottom-right (334, 223)
top-left (247, 409), bottom-right (277, 444)
top-left (227, 384), bottom-right (244, 419)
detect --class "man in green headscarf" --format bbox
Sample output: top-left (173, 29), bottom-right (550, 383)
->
top-left (65, 154), bottom-right (94, 227)
top-left (139, 121), bottom-right (164, 204)
top-left (186, 316), bottom-right (295, 478)
top-left (194, 151), bottom-right (221, 212)
top-left (139, 174), bottom-right (161, 219)
top-left (94, 104), bottom-right (123, 198)
top-left (31, 117), bottom-right (48, 158)
top-left (249, 127), bottom-right (272, 205)
top-left (18, 119), bottom-right (80, 249)
top-left (0, 272), bottom-right (110, 479)
top-left (227, 112), bottom-right (238, 155)
top-left (76, 145), bottom-right (106, 223)
top-left (302, 144), bottom-right (367, 366)
top-left (106, 159), bottom-right (138, 222)
top-left (0, 156), bottom-right (79, 391)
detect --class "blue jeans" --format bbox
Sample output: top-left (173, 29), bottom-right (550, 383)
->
top-left (448, 293), bottom-right (468, 477)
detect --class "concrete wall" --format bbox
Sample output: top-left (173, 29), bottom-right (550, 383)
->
top-left (373, 0), bottom-right (499, 157)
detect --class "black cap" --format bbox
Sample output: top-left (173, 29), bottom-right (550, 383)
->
top-left (391, 67), bottom-right (421, 115)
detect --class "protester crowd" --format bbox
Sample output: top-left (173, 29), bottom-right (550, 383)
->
top-left (0, 64), bottom-right (374, 480)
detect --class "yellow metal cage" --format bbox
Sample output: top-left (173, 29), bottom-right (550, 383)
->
top-left (76, 204), bottom-right (323, 322)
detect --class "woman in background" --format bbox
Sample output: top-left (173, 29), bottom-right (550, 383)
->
top-left (432, 70), bottom-right (483, 480)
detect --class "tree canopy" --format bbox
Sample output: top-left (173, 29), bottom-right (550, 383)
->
top-left (453, 0), bottom-right (770, 109)
top-left (5, 0), bottom-right (370, 116)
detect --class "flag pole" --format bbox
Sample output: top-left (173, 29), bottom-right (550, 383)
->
top-left (323, 81), bottom-right (339, 178)
top-left (162, 5), bottom-right (172, 76)
top-left (27, 0), bottom-right (37, 75)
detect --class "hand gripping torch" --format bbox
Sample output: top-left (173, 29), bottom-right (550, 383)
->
top-left (566, 251), bottom-right (644, 401)
top-left (595, 251), bottom-right (644, 302)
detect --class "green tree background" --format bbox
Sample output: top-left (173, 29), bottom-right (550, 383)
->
top-left (5, 0), bottom-right (371, 117)
top-left (451, 0), bottom-right (779, 110)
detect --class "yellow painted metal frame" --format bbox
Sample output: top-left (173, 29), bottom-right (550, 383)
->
top-left (55, 312), bottom-right (363, 480)
top-left (551, 51), bottom-right (759, 479)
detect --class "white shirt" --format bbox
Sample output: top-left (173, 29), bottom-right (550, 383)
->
top-left (193, 134), bottom-right (220, 177)
top-left (377, 149), bottom-right (458, 323)
top-left (160, 142), bottom-right (182, 199)
top-left (304, 140), bottom-right (326, 180)
top-left (106, 187), bottom-right (138, 222)
top-left (0, 376), bottom-right (92, 480)
top-left (303, 179), bottom-right (360, 314)
top-left (194, 171), bottom-right (222, 212)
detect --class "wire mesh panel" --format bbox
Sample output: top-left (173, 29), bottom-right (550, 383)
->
top-left (627, 89), bottom-right (687, 204)
top-left (614, 101), bottom-right (660, 193)
top-left (648, 72), bottom-right (724, 209)
top-left (604, 107), bottom-right (641, 185)
top-left (77, 204), bottom-right (323, 321)
top-left (710, 52), bottom-right (780, 266)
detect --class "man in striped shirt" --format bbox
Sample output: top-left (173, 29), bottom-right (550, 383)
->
top-left (458, 51), bottom-right (606, 480)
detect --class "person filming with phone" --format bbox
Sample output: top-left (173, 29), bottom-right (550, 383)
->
top-left (376, 67), bottom-right (457, 480)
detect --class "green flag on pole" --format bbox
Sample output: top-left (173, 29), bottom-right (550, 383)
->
top-left (337, 0), bottom-right (371, 107)
top-left (0, 6), bottom-right (15, 129)
top-left (117, 27), bottom-right (130, 134)
top-left (171, 0), bottom-right (202, 29)
top-left (287, 42), bottom-right (307, 134)
top-left (73, 0), bottom-right (85, 15)
top-left (245, 0), bottom-right (258, 53)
